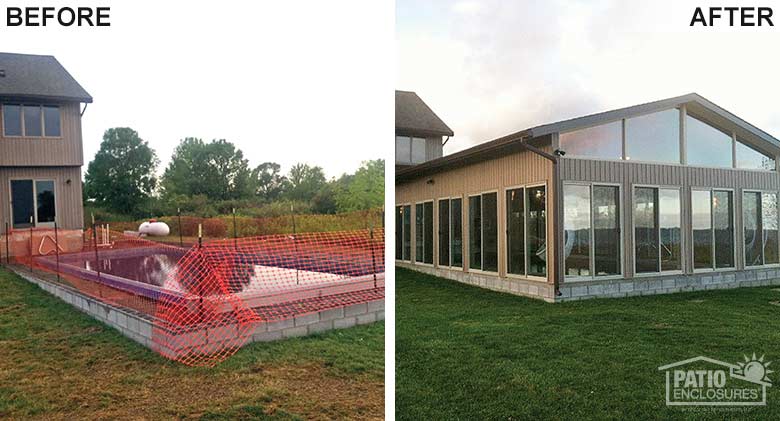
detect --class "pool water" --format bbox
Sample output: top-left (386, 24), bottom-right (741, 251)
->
top-left (83, 253), bottom-right (180, 287)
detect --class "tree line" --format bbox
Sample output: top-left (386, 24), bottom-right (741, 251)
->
top-left (83, 128), bottom-right (384, 219)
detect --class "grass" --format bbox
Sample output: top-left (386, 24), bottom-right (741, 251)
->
top-left (396, 268), bottom-right (780, 420)
top-left (0, 266), bottom-right (384, 420)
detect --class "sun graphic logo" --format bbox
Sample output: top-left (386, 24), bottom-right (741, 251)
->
top-left (659, 354), bottom-right (773, 406)
top-left (735, 353), bottom-right (773, 385)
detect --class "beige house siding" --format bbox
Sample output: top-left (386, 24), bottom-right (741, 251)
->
top-left (0, 166), bottom-right (84, 230)
top-left (396, 142), bottom-right (555, 284)
top-left (559, 157), bottom-right (780, 278)
top-left (0, 102), bottom-right (83, 166)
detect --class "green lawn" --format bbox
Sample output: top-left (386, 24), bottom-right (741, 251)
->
top-left (0, 267), bottom-right (383, 420)
top-left (396, 268), bottom-right (780, 420)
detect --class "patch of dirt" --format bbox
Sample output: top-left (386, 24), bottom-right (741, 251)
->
top-left (688, 299), bottom-right (706, 303)
top-left (0, 303), bottom-right (25, 314)
top-left (769, 301), bottom-right (780, 307)
top-left (650, 323), bottom-right (671, 329)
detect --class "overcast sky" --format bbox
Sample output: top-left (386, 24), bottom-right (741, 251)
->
top-left (397, 0), bottom-right (780, 154)
top-left (6, 0), bottom-right (392, 179)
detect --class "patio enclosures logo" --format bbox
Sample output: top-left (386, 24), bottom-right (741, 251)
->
top-left (659, 354), bottom-right (773, 406)
top-left (690, 7), bottom-right (774, 27)
top-left (1, 5), bottom-right (110, 27)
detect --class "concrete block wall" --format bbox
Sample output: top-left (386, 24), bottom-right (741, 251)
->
top-left (11, 267), bottom-right (384, 358)
top-left (398, 262), bottom-right (780, 303)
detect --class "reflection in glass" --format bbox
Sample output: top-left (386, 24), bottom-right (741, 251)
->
top-left (762, 193), bottom-right (779, 264)
top-left (659, 189), bottom-right (681, 272)
top-left (527, 186), bottom-right (547, 277)
top-left (686, 115), bottom-right (732, 168)
top-left (43, 106), bottom-right (61, 137)
top-left (736, 141), bottom-right (775, 171)
top-left (482, 193), bottom-right (498, 272)
top-left (395, 136), bottom-right (410, 164)
top-left (506, 188), bottom-right (525, 275)
top-left (744, 192), bottom-right (763, 266)
top-left (469, 196), bottom-right (482, 270)
top-left (692, 190), bottom-right (712, 269)
top-left (451, 199), bottom-right (463, 268)
top-left (593, 185), bottom-right (620, 276)
top-left (23, 105), bottom-right (42, 137)
top-left (713, 190), bottom-right (734, 268)
top-left (634, 187), bottom-right (658, 273)
top-left (3, 104), bottom-right (22, 136)
top-left (411, 137), bottom-right (426, 164)
top-left (11, 180), bottom-right (34, 229)
top-left (35, 180), bottom-right (56, 224)
top-left (423, 202), bottom-right (434, 264)
top-left (625, 109), bottom-right (680, 163)
top-left (415, 203), bottom-right (424, 263)
top-left (439, 200), bottom-right (450, 266)
top-left (402, 205), bottom-right (411, 261)
top-left (564, 184), bottom-right (591, 277)
top-left (395, 206), bottom-right (403, 260)
top-left (559, 121), bottom-right (622, 160)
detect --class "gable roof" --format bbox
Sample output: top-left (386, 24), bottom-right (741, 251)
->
top-left (397, 93), bottom-right (779, 182)
top-left (0, 52), bottom-right (93, 103)
top-left (396, 90), bottom-right (454, 137)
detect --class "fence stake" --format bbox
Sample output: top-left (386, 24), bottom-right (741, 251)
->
top-left (92, 213), bottom-right (101, 284)
top-left (198, 223), bottom-right (202, 249)
top-left (54, 220), bottom-right (60, 282)
top-left (4, 222), bottom-right (9, 265)
top-left (177, 208), bottom-right (183, 247)
top-left (29, 217), bottom-right (33, 273)
top-left (291, 204), bottom-right (299, 285)
top-left (370, 225), bottom-right (377, 289)
top-left (232, 208), bottom-right (238, 250)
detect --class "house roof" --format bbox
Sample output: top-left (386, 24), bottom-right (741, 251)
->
top-left (397, 93), bottom-right (780, 182)
top-left (396, 90), bottom-right (454, 137)
top-left (0, 52), bottom-right (93, 103)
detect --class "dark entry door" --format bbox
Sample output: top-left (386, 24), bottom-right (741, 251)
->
top-left (11, 180), bottom-right (35, 229)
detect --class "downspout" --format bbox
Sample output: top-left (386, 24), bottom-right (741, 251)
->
top-left (517, 135), bottom-right (562, 299)
top-left (80, 103), bottom-right (89, 117)
top-left (442, 136), bottom-right (450, 147)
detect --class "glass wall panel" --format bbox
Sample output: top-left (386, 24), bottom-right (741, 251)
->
top-left (403, 205), bottom-right (411, 261)
top-left (451, 199), bottom-right (463, 268)
top-left (736, 141), bottom-right (775, 171)
top-left (625, 109), bottom-right (680, 164)
top-left (43, 106), bottom-right (61, 137)
top-left (634, 187), bottom-right (658, 273)
top-left (564, 185), bottom-right (591, 277)
top-left (11, 180), bottom-right (34, 229)
top-left (713, 190), bottom-right (734, 268)
top-left (692, 190), bottom-right (713, 269)
top-left (395, 136), bottom-right (410, 164)
top-left (395, 206), bottom-right (403, 259)
top-left (762, 193), bottom-right (779, 264)
top-left (506, 188), bottom-right (525, 275)
top-left (659, 189), bottom-right (682, 272)
top-left (593, 185), bottom-right (620, 276)
top-left (3, 104), bottom-right (22, 136)
top-left (482, 193), bottom-right (498, 272)
top-left (559, 121), bottom-right (622, 160)
top-left (415, 203), bottom-right (424, 263)
top-left (686, 115), bottom-right (733, 168)
top-left (744, 192), bottom-right (763, 266)
top-left (439, 200), bottom-right (450, 266)
top-left (423, 202), bottom-right (434, 264)
top-left (469, 196), bottom-right (482, 270)
top-left (527, 186), bottom-right (547, 277)
top-left (35, 180), bottom-right (56, 224)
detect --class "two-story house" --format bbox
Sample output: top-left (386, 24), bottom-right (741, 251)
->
top-left (0, 52), bottom-right (91, 256)
top-left (395, 90), bottom-right (453, 170)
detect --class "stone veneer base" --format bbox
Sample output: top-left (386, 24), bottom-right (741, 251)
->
top-left (10, 267), bottom-right (384, 354)
top-left (397, 262), bottom-right (780, 303)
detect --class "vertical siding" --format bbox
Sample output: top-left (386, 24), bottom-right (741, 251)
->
top-left (560, 157), bottom-right (780, 278)
top-left (0, 102), bottom-right (83, 166)
top-left (396, 143), bottom-right (555, 283)
top-left (0, 167), bottom-right (84, 230)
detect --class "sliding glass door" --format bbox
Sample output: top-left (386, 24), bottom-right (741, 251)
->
top-left (11, 179), bottom-right (56, 229)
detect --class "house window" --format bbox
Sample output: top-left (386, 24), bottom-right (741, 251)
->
top-left (395, 136), bottom-right (427, 165)
top-left (451, 198), bottom-right (463, 268)
top-left (527, 185), bottom-right (547, 277)
top-left (559, 121), bottom-right (623, 160)
top-left (736, 140), bottom-right (776, 171)
top-left (438, 199), bottom-right (450, 266)
top-left (506, 188), bottom-right (526, 275)
top-left (686, 115), bottom-right (733, 168)
top-left (10, 179), bottom-right (56, 229)
top-left (2, 104), bottom-right (61, 137)
top-left (692, 189), bottom-right (735, 271)
top-left (625, 109), bottom-right (680, 164)
top-left (468, 192), bottom-right (498, 272)
top-left (743, 191), bottom-right (779, 266)
top-left (415, 201), bottom-right (433, 264)
top-left (563, 184), bottom-right (621, 279)
top-left (396, 205), bottom-right (412, 261)
top-left (634, 186), bottom-right (681, 274)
